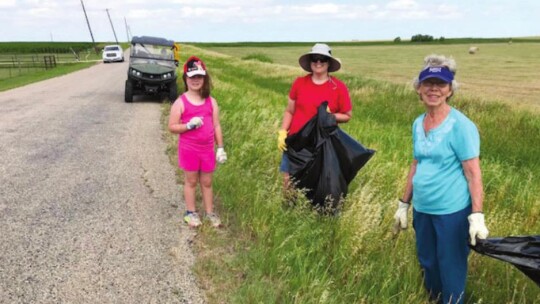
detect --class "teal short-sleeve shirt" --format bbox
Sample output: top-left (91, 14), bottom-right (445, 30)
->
top-left (412, 108), bottom-right (480, 215)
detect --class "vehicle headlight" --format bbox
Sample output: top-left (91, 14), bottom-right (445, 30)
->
top-left (131, 69), bottom-right (136, 75)
top-left (136, 71), bottom-right (141, 76)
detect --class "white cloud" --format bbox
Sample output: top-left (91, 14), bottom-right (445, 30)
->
top-left (386, 0), bottom-right (419, 10)
top-left (435, 4), bottom-right (462, 19)
top-left (304, 3), bottom-right (340, 14)
top-left (171, 0), bottom-right (273, 6)
top-left (0, 0), bottom-right (16, 8)
top-left (1, 0), bottom-right (537, 42)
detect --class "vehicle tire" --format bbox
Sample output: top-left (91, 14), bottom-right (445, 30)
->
top-left (125, 80), bottom-right (133, 103)
top-left (168, 81), bottom-right (178, 103)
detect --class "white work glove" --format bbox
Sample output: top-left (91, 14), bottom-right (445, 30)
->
top-left (468, 212), bottom-right (489, 246)
top-left (393, 199), bottom-right (411, 233)
top-left (216, 147), bottom-right (227, 164)
top-left (186, 117), bottom-right (203, 130)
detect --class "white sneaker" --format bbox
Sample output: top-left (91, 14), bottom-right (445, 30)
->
top-left (206, 213), bottom-right (222, 228)
top-left (183, 212), bottom-right (202, 227)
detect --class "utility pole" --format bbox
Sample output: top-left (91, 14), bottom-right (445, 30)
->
top-left (124, 17), bottom-right (130, 42)
top-left (106, 9), bottom-right (119, 44)
top-left (80, 0), bottom-right (97, 54)
top-left (128, 26), bottom-right (132, 41)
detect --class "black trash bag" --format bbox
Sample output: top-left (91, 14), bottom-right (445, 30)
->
top-left (471, 236), bottom-right (540, 287)
top-left (285, 101), bottom-right (375, 211)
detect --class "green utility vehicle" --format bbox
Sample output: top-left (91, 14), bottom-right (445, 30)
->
top-left (125, 36), bottom-right (178, 103)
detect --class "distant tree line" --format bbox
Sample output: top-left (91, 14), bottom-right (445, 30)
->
top-left (393, 34), bottom-right (446, 43)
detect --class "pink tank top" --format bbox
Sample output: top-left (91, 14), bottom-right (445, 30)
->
top-left (179, 93), bottom-right (214, 151)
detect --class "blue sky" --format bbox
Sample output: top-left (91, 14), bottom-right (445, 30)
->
top-left (0, 0), bottom-right (539, 42)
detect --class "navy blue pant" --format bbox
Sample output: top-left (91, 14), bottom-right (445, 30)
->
top-left (413, 206), bottom-right (471, 304)
top-left (279, 152), bottom-right (290, 173)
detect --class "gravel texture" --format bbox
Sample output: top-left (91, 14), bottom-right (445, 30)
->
top-left (0, 59), bottom-right (205, 303)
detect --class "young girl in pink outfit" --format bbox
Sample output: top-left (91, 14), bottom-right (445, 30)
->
top-left (168, 56), bottom-right (227, 228)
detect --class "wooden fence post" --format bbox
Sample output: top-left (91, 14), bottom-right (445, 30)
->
top-left (43, 55), bottom-right (56, 70)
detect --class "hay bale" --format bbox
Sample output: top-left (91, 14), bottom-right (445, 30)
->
top-left (468, 46), bottom-right (479, 54)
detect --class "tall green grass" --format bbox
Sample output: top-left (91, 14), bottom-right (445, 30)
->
top-left (242, 53), bottom-right (274, 63)
top-left (164, 45), bottom-right (540, 303)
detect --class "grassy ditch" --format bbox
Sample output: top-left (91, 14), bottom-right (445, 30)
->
top-left (163, 45), bottom-right (540, 303)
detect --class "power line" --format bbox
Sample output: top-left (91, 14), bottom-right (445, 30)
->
top-left (124, 17), bottom-right (130, 42)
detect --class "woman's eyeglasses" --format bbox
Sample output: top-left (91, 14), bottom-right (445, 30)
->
top-left (420, 79), bottom-right (450, 88)
top-left (310, 55), bottom-right (329, 63)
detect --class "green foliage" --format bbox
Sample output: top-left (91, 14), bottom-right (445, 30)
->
top-left (411, 34), bottom-right (434, 42)
top-left (164, 45), bottom-right (540, 304)
top-left (242, 53), bottom-right (273, 63)
top-left (393, 37), bottom-right (401, 43)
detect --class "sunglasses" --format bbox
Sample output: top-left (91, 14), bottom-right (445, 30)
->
top-left (310, 55), bottom-right (329, 63)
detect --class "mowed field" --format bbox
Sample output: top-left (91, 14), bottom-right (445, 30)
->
top-left (203, 42), bottom-right (540, 111)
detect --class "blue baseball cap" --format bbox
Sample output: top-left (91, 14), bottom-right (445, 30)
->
top-left (418, 66), bottom-right (454, 83)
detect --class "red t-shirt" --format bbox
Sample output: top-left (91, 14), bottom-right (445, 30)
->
top-left (288, 74), bottom-right (352, 135)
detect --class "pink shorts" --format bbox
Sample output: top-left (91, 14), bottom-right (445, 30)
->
top-left (179, 148), bottom-right (216, 172)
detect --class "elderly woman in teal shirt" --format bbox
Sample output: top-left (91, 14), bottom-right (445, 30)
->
top-left (393, 54), bottom-right (490, 304)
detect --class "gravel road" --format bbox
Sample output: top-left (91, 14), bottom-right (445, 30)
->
top-left (0, 60), bottom-right (205, 303)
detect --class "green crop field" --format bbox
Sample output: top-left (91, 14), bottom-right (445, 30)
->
top-left (0, 41), bottom-right (129, 90)
top-left (162, 44), bottom-right (540, 303)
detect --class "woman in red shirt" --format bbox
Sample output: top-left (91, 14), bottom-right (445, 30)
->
top-left (277, 43), bottom-right (352, 189)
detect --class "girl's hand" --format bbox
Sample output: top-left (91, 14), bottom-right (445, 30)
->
top-left (186, 117), bottom-right (203, 130)
top-left (216, 148), bottom-right (227, 164)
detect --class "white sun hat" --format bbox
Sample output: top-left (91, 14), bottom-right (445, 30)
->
top-left (298, 43), bottom-right (342, 73)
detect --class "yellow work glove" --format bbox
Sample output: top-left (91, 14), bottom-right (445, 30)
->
top-left (277, 129), bottom-right (288, 152)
